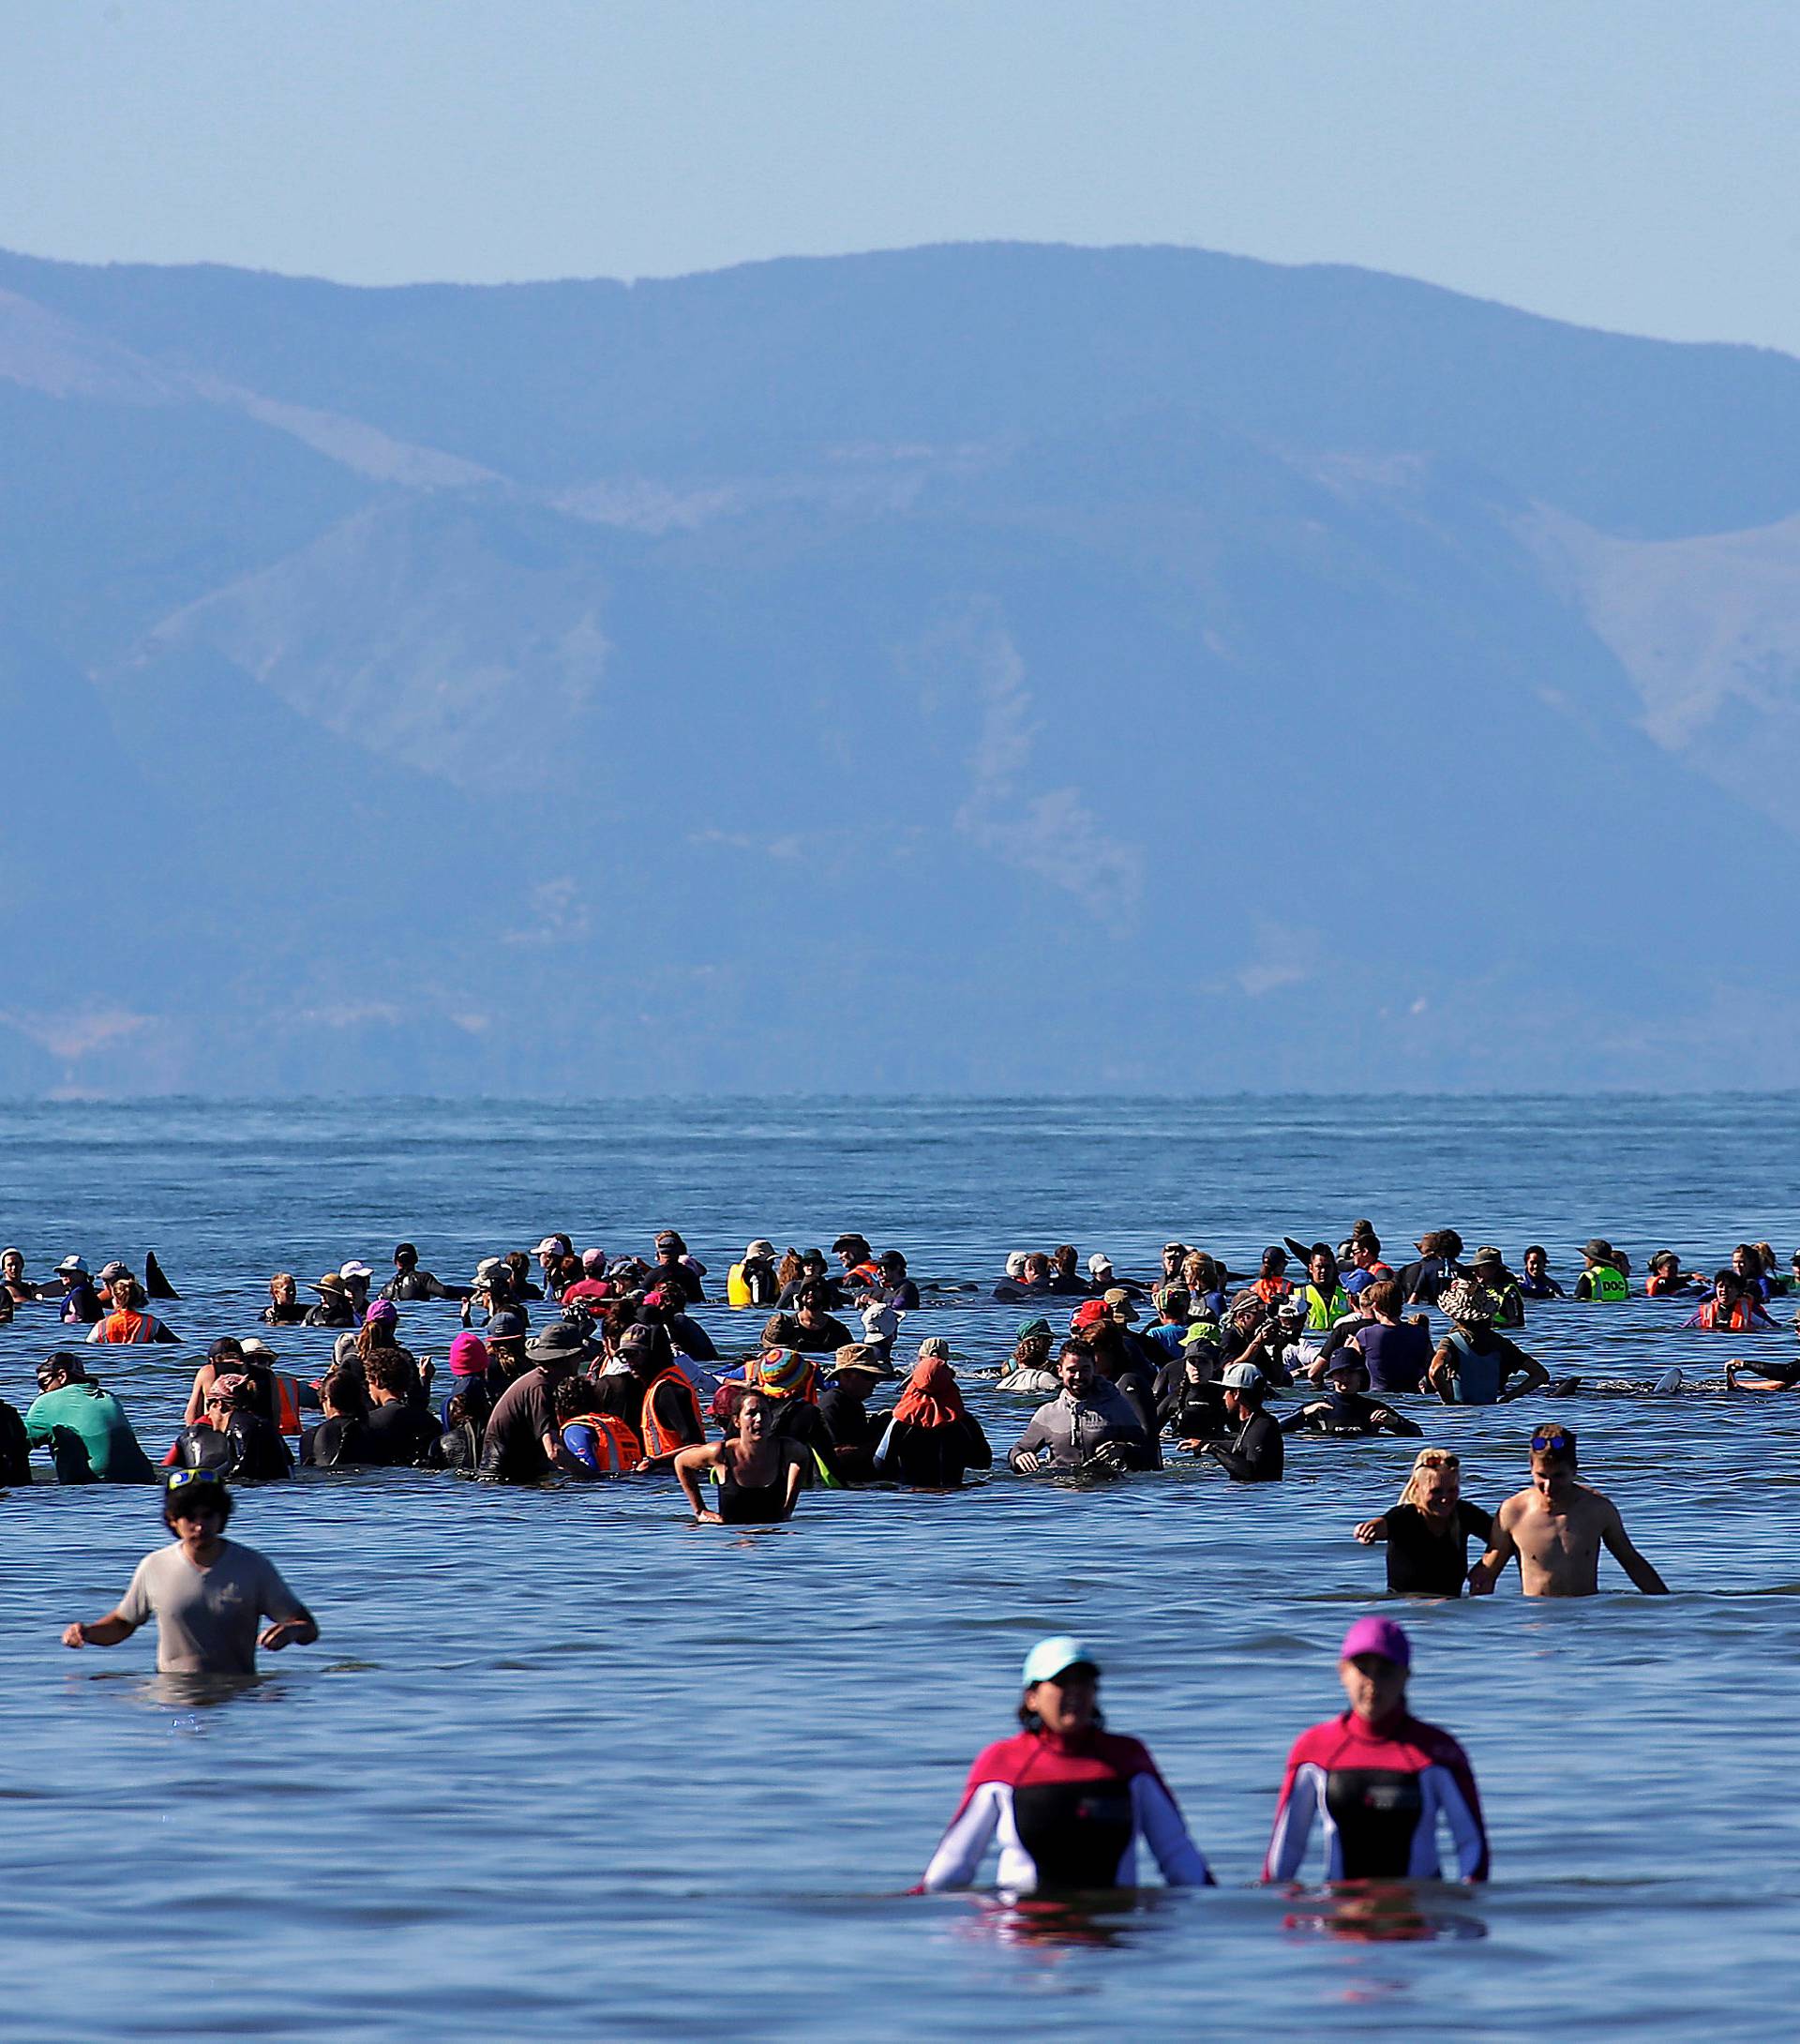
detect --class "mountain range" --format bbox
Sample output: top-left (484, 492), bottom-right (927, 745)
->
top-left (2, 238), bottom-right (1797, 1094)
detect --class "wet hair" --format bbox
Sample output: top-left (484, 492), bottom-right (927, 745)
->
top-left (1053, 1244), bottom-right (1077, 1272)
top-left (356, 1317), bottom-right (400, 1363)
top-left (1353, 1228), bottom-right (1381, 1255)
top-left (1530, 1425), bottom-right (1578, 1465)
top-left (1713, 1269), bottom-right (1742, 1293)
top-left (1522, 1244), bottom-right (1547, 1261)
top-left (1398, 1446), bottom-right (1461, 1508)
top-left (163, 1480), bottom-right (233, 1531)
top-left (112, 1277), bottom-right (146, 1311)
top-left (552, 1255), bottom-right (583, 1291)
top-left (365, 1351), bottom-right (412, 1397)
top-left (776, 1250), bottom-right (803, 1290)
top-left (208, 1336), bottom-right (246, 1364)
top-left (553, 1375), bottom-right (601, 1420)
top-left (1362, 1278), bottom-right (1402, 1317)
top-left (1023, 1254), bottom-right (1050, 1281)
top-left (1434, 1230), bottom-right (1464, 1260)
top-left (1056, 1340), bottom-right (1092, 1368)
top-left (38, 1350), bottom-right (88, 1387)
top-left (504, 1251), bottom-right (532, 1285)
top-left (1732, 1242), bottom-right (1762, 1274)
top-left (394, 1242), bottom-right (418, 1265)
top-left (1012, 1330), bottom-right (1054, 1372)
top-left (319, 1371), bottom-right (367, 1418)
top-left (269, 1270), bottom-right (296, 1300)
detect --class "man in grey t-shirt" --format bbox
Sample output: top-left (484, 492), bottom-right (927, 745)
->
top-left (63, 1471), bottom-right (317, 1675)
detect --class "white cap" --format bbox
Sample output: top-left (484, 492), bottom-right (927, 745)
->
top-left (1022, 1635), bottom-right (1100, 1687)
top-left (338, 1260), bottom-right (373, 1281)
top-left (55, 1255), bottom-right (87, 1275)
top-left (1005, 1252), bottom-right (1028, 1279)
top-left (861, 1300), bottom-right (899, 1343)
top-left (1088, 1253), bottom-right (1113, 1276)
top-left (534, 1237), bottom-right (563, 1255)
top-left (1221, 1361), bottom-right (1265, 1390)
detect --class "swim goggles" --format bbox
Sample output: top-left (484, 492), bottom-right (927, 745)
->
top-left (1529, 1430), bottom-right (1573, 1454)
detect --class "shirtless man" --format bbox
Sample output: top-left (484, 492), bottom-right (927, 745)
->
top-left (1468, 1427), bottom-right (1667, 1598)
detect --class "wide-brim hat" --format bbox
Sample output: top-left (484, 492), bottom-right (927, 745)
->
top-left (310, 1273), bottom-right (349, 1296)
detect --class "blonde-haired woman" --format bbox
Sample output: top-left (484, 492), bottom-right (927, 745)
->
top-left (1353, 1448), bottom-right (1492, 1597)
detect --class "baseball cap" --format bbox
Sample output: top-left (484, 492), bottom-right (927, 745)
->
top-left (1087, 1254), bottom-right (1114, 1276)
top-left (1022, 1636), bottom-right (1100, 1688)
top-left (1070, 1299), bottom-right (1109, 1330)
top-left (1102, 1286), bottom-right (1138, 1321)
top-left (534, 1237), bottom-right (564, 1255)
top-left (54, 1255), bottom-right (87, 1276)
top-left (338, 1260), bottom-right (374, 1281)
top-left (97, 1260), bottom-right (130, 1285)
top-left (486, 1308), bottom-right (527, 1340)
top-left (1221, 1361), bottom-right (1264, 1390)
top-left (1015, 1315), bottom-right (1053, 1342)
top-left (1341, 1616), bottom-right (1411, 1668)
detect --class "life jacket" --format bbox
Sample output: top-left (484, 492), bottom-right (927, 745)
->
top-left (562, 1412), bottom-right (644, 1474)
top-left (638, 1367), bottom-right (706, 1457)
top-left (727, 1262), bottom-right (754, 1307)
top-left (1296, 1283), bottom-right (1351, 1330)
top-left (93, 1309), bottom-right (159, 1344)
top-left (847, 1259), bottom-right (881, 1287)
top-left (1584, 1264), bottom-right (1628, 1302)
top-left (274, 1374), bottom-right (305, 1436)
top-left (1695, 1298), bottom-right (1756, 1331)
top-left (1254, 1277), bottom-right (1291, 1304)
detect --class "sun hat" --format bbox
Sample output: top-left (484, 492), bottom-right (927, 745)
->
top-left (1004, 1252), bottom-right (1028, 1279)
top-left (1102, 1286), bottom-right (1139, 1322)
top-left (1221, 1361), bottom-right (1265, 1390)
top-left (1022, 1635), bottom-right (1100, 1688)
top-left (524, 1322), bottom-right (591, 1364)
top-left (1341, 1615), bottom-right (1411, 1668)
top-left (1582, 1238), bottom-right (1615, 1262)
top-left (310, 1272), bottom-right (348, 1296)
top-left (861, 1301), bottom-right (899, 1345)
top-left (832, 1343), bottom-right (896, 1381)
top-left (1180, 1321), bottom-right (1221, 1349)
top-left (742, 1239), bottom-right (777, 1261)
top-left (1437, 1278), bottom-right (1494, 1326)
top-left (1471, 1246), bottom-right (1506, 1270)
top-left (917, 1334), bottom-right (961, 1361)
top-left (239, 1337), bottom-right (278, 1362)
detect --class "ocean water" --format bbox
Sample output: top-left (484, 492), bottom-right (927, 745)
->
top-left (2, 1092), bottom-right (1797, 2041)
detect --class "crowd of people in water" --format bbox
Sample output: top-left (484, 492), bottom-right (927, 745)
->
top-left (21, 1219), bottom-right (1767, 1894)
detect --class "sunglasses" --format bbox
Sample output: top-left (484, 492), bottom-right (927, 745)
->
top-left (1529, 1431), bottom-right (1574, 1454)
top-left (167, 1467), bottom-right (227, 1495)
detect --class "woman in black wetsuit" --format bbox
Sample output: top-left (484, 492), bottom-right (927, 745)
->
top-left (1353, 1447), bottom-right (1492, 1596)
top-left (672, 1389), bottom-right (806, 1524)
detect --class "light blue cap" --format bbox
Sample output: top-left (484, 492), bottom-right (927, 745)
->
top-left (1021, 1635), bottom-right (1100, 1688)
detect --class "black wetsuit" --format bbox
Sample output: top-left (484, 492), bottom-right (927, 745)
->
top-left (1382, 1502), bottom-right (1494, 1595)
top-left (1206, 1408), bottom-right (1283, 1481)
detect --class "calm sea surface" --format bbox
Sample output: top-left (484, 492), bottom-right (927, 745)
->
top-left (2, 1093), bottom-right (1798, 2040)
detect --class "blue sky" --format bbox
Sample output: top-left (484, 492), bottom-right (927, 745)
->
top-left (5, 0), bottom-right (1796, 355)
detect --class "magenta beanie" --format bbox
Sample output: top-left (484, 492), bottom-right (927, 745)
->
top-left (448, 1332), bottom-right (489, 1377)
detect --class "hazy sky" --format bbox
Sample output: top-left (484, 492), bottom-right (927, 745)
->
top-left (5, 0), bottom-right (1796, 354)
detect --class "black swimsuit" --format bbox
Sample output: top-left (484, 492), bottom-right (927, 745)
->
top-left (717, 1455), bottom-right (788, 1524)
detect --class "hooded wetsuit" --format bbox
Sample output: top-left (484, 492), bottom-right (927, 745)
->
top-left (921, 1728), bottom-right (1211, 1893)
top-left (1264, 1709), bottom-right (1488, 1882)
